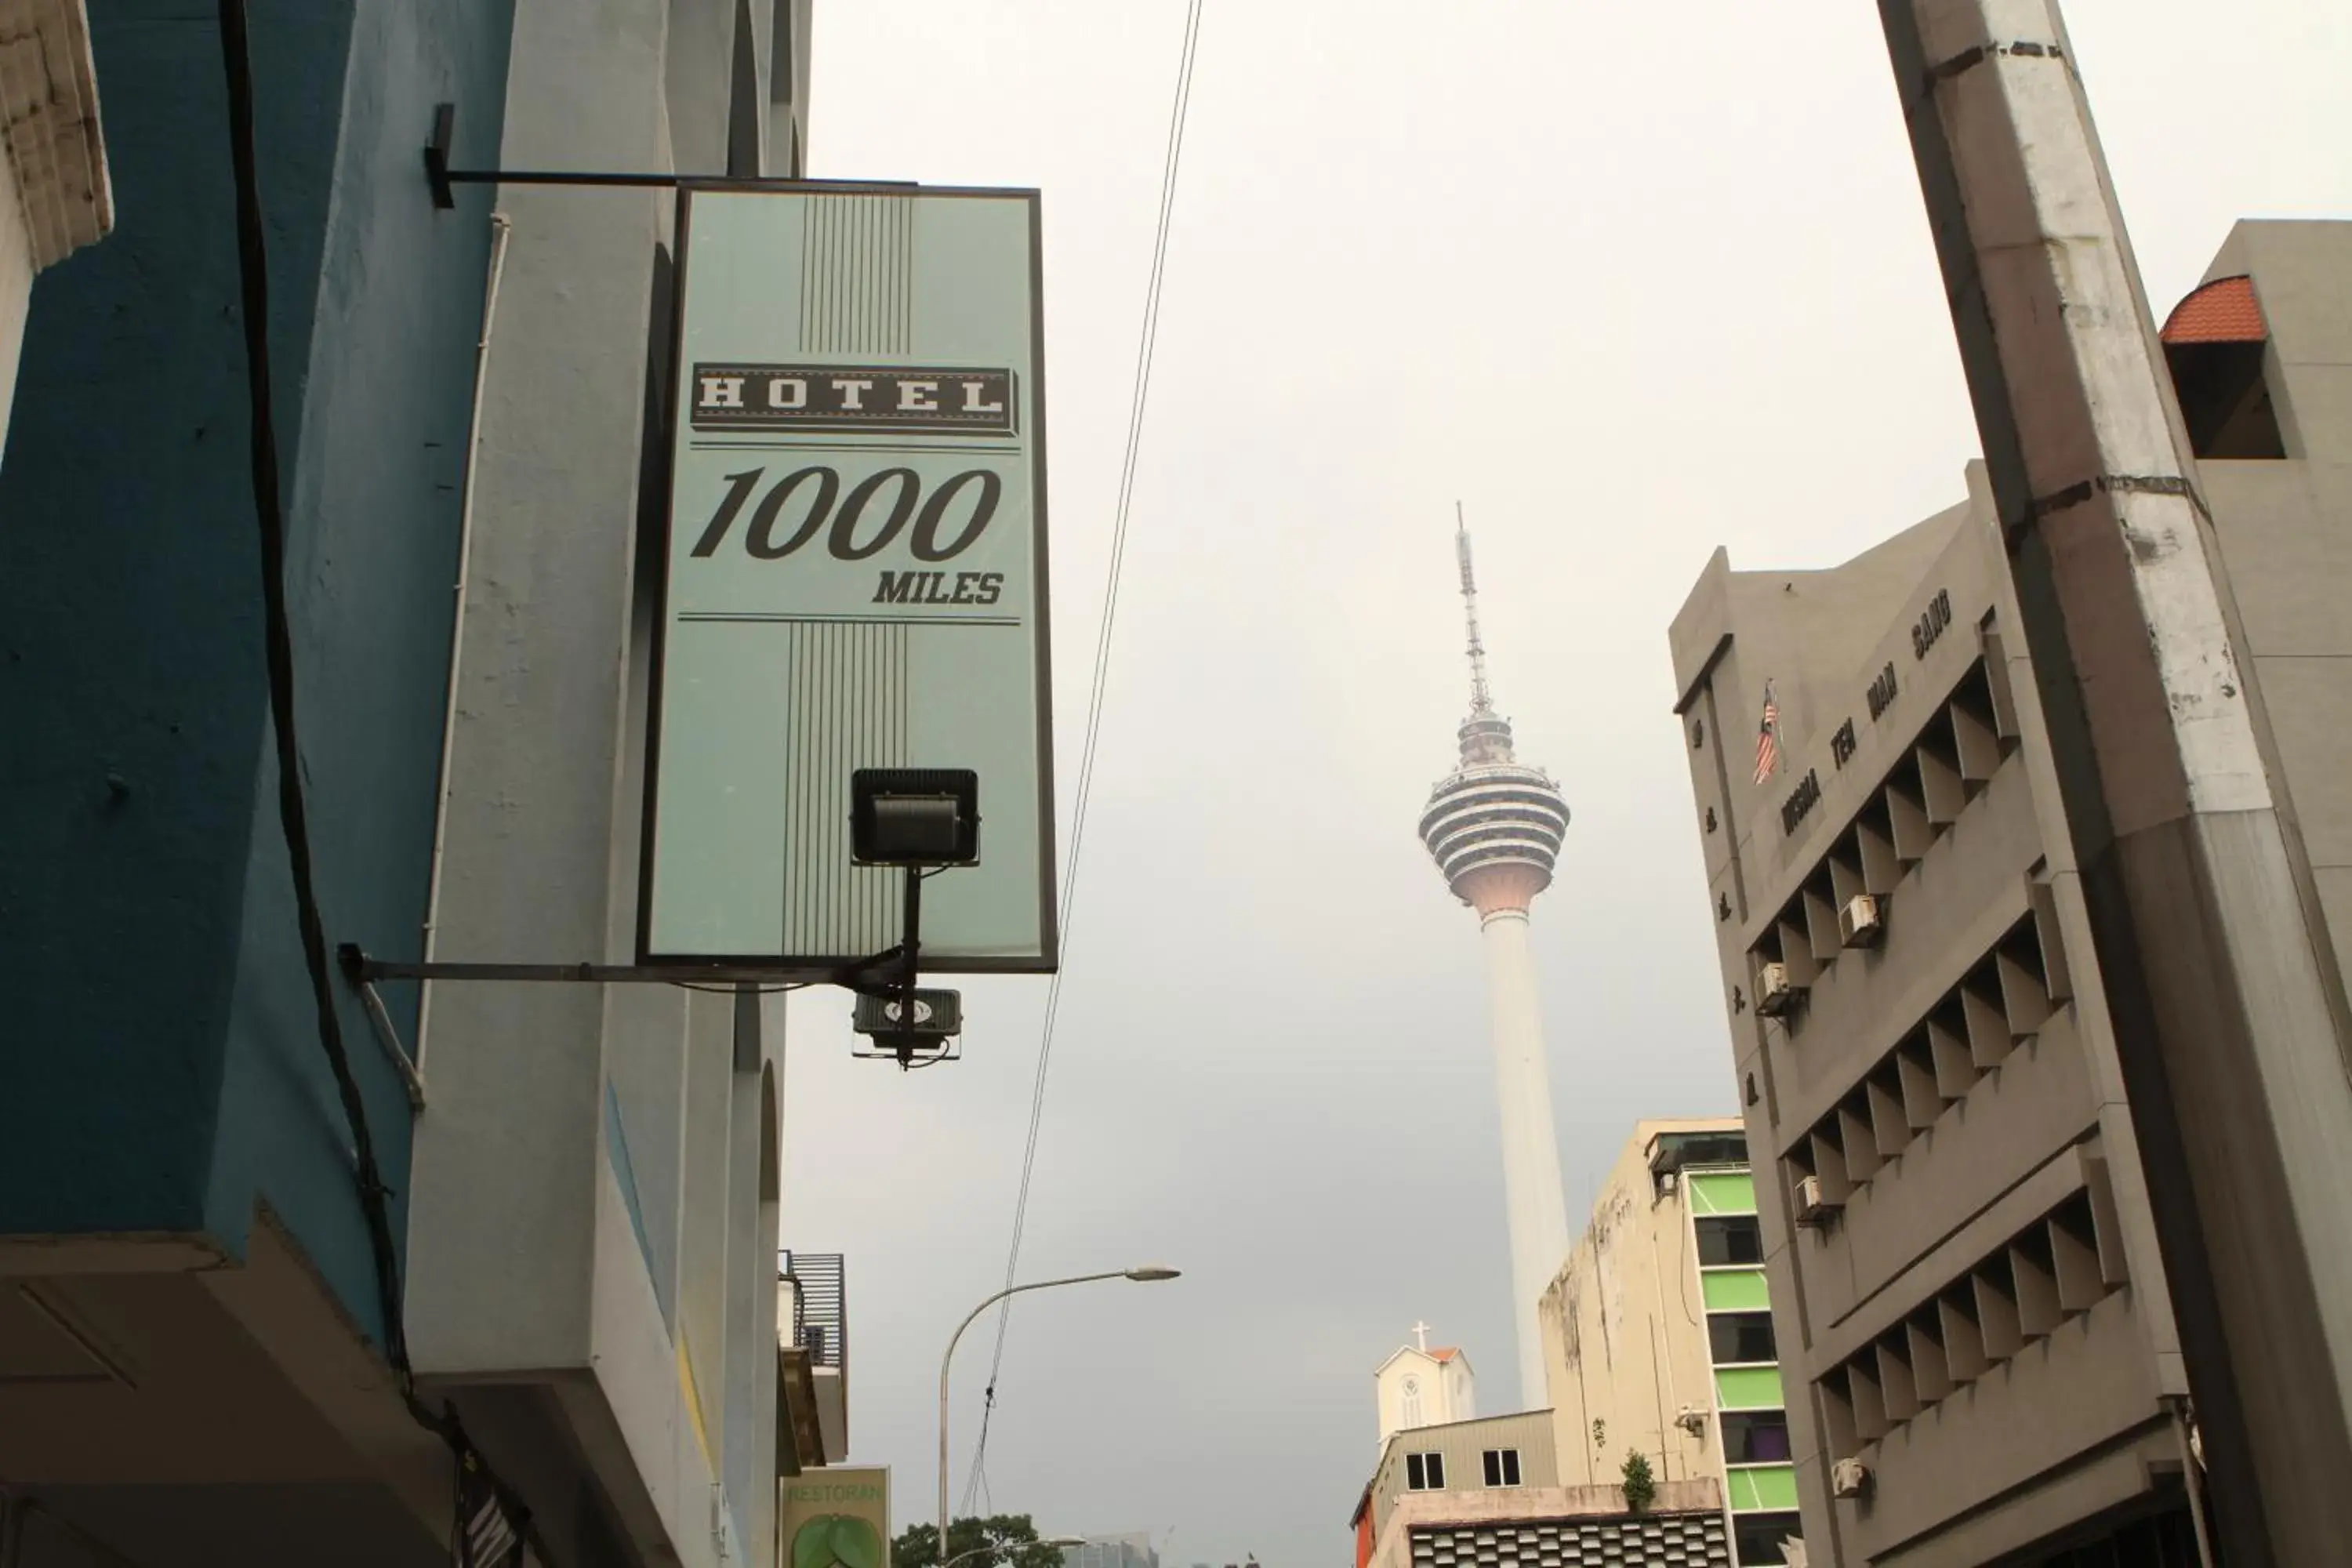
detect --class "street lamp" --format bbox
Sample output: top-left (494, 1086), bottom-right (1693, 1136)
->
top-left (938, 1268), bottom-right (1181, 1555)
top-left (942, 1537), bottom-right (1085, 1568)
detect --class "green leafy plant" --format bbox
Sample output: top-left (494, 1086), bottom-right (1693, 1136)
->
top-left (1620, 1450), bottom-right (1657, 1514)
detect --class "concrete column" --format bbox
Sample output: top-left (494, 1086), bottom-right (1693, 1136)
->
top-left (1479, 908), bottom-right (1573, 1410)
top-left (1879, 2), bottom-right (2352, 1560)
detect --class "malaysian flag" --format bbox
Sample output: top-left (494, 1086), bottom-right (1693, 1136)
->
top-left (1753, 681), bottom-right (1781, 785)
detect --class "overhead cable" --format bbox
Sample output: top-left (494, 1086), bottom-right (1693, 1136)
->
top-left (961, 0), bottom-right (1205, 1513)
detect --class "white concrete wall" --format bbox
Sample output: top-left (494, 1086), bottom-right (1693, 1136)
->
top-left (1376, 1346), bottom-right (1480, 1449)
top-left (399, 6), bottom-right (792, 1568)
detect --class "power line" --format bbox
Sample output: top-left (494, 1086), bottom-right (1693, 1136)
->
top-left (960, 0), bottom-right (1204, 1514)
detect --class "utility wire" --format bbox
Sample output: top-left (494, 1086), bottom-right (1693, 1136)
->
top-left (960, 0), bottom-right (1203, 1514)
top-left (215, 5), bottom-right (548, 1560)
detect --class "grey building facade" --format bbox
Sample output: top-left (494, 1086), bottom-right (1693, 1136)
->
top-left (1665, 220), bottom-right (2350, 1566)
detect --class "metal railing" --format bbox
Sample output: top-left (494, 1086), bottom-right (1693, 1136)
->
top-left (779, 1250), bottom-right (845, 1370)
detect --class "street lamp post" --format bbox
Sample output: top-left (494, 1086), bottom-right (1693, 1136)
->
top-left (938, 1267), bottom-right (1181, 1560)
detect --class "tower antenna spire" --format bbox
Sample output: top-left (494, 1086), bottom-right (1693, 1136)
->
top-left (1456, 502), bottom-right (1494, 717)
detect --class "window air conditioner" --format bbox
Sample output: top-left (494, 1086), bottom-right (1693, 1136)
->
top-left (1831, 1457), bottom-right (1873, 1499)
top-left (1755, 962), bottom-right (1802, 1018)
top-left (1839, 894), bottom-right (1884, 949)
top-left (1794, 1174), bottom-right (1842, 1229)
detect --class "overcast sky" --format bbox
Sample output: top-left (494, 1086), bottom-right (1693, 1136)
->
top-left (782, 6), bottom-right (2352, 1563)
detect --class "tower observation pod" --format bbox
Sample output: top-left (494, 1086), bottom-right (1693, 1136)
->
top-left (1417, 513), bottom-right (1573, 1411)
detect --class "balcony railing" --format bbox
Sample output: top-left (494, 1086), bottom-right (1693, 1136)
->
top-left (780, 1250), bottom-right (844, 1370)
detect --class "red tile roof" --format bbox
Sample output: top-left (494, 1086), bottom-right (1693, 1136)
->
top-left (1428, 1347), bottom-right (1459, 1363)
top-left (2162, 275), bottom-right (2267, 344)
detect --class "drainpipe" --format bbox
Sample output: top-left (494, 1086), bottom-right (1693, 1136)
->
top-left (2170, 1396), bottom-right (2216, 1568)
top-left (416, 210), bottom-right (514, 1071)
top-left (1648, 1316), bottom-right (1674, 1484)
top-left (1650, 1222), bottom-right (1682, 1479)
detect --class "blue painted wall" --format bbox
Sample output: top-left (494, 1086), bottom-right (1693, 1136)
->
top-left (0, 0), bottom-right (514, 1345)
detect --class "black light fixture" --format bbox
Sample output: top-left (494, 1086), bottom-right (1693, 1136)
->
top-left (851, 987), bottom-right (964, 1067)
top-left (851, 768), bottom-right (980, 867)
top-left (843, 769), bottom-right (981, 1066)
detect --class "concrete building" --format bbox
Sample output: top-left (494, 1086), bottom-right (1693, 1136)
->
top-left (1352, 1337), bottom-right (1732, 1568)
top-left (1540, 1121), bottom-right (1802, 1568)
top-left (0, 6), bottom-right (829, 1566)
top-left (1062, 1533), bottom-right (1158, 1568)
top-left (0, 0), bottom-right (111, 452)
top-left (1419, 522), bottom-right (1575, 1409)
top-left (1664, 220), bottom-right (2352, 1566)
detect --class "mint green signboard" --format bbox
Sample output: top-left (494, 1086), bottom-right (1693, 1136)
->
top-left (641, 186), bottom-right (1056, 969)
top-left (781, 1467), bottom-right (891, 1568)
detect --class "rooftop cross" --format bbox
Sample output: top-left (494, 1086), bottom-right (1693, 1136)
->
top-left (1412, 1319), bottom-right (1432, 1352)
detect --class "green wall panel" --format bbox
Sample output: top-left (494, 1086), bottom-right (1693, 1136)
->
top-left (1701, 1268), bottom-right (1770, 1311)
top-left (1715, 1365), bottom-right (1785, 1409)
top-left (1727, 1465), bottom-right (1799, 1512)
top-left (1690, 1171), bottom-right (1757, 1215)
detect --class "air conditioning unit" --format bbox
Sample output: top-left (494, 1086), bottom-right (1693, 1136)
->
top-left (1831, 1457), bottom-right (1873, 1499)
top-left (1755, 963), bottom-right (1802, 1018)
top-left (1794, 1174), bottom-right (1842, 1228)
top-left (1839, 894), bottom-right (1884, 949)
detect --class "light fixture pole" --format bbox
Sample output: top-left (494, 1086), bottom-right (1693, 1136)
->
top-left (938, 1268), bottom-right (1181, 1560)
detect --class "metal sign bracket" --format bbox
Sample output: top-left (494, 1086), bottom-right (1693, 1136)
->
top-left (423, 103), bottom-right (915, 209)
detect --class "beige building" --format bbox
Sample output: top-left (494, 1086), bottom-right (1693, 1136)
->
top-left (0, 0), bottom-right (111, 454)
top-left (1541, 1121), bottom-right (1800, 1567)
top-left (1664, 220), bottom-right (2350, 1566)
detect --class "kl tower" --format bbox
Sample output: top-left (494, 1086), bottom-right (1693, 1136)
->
top-left (1417, 512), bottom-right (1573, 1411)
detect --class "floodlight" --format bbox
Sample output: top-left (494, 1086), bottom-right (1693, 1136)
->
top-left (851, 768), bottom-right (979, 867)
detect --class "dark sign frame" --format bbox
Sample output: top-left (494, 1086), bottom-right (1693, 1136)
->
top-left (633, 180), bottom-right (1058, 975)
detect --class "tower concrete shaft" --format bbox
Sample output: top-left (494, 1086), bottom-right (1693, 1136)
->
top-left (1419, 517), bottom-right (1573, 1410)
top-left (1478, 906), bottom-right (1573, 1408)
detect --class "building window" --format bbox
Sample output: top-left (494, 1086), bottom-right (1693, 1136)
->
top-left (1733, 1511), bottom-right (1803, 1568)
top-left (1721, 1410), bottom-right (1793, 1465)
top-left (1480, 1449), bottom-right (1521, 1487)
top-left (1405, 1452), bottom-right (1446, 1491)
top-left (1400, 1374), bottom-right (1422, 1430)
top-left (1708, 1311), bottom-right (1778, 1365)
top-left (1696, 1214), bottom-right (1764, 1267)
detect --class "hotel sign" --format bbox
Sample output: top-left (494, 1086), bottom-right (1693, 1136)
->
top-left (640, 186), bottom-right (1057, 970)
top-left (688, 364), bottom-right (1018, 435)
